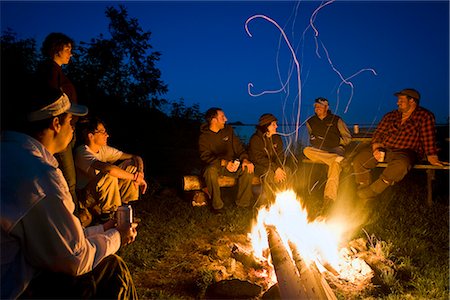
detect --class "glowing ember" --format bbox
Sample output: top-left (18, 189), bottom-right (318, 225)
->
top-left (249, 189), bottom-right (372, 284)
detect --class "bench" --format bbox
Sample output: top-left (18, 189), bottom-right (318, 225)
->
top-left (301, 158), bottom-right (449, 206)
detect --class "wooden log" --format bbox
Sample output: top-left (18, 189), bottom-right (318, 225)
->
top-left (289, 241), bottom-right (337, 300)
top-left (266, 226), bottom-right (308, 299)
top-left (183, 175), bottom-right (261, 191)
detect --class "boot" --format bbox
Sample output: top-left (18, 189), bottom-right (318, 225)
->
top-left (357, 178), bottom-right (390, 200)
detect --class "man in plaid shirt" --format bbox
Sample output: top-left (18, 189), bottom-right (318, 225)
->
top-left (353, 88), bottom-right (447, 199)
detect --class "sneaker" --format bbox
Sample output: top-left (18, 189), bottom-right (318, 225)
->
top-left (356, 186), bottom-right (378, 200)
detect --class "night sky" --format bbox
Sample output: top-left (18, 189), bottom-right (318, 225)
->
top-left (1, 0), bottom-right (449, 127)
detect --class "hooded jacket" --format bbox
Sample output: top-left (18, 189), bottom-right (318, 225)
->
top-left (198, 124), bottom-right (248, 168)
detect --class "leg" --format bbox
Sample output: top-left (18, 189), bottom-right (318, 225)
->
top-left (204, 165), bottom-right (224, 210)
top-left (83, 173), bottom-right (122, 215)
top-left (117, 162), bottom-right (140, 203)
top-left (235, 168), bottom-right (255, 207)
top-left (21, 254), bottom-right (137, 300)
top-left (352, 144), bottom-right (378, 186)
top-left (304, 147), bottom-right (342, 201)
top-left (55, 140), bottom-right (78, 210)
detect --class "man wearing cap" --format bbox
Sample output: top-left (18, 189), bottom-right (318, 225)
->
top-left (303, 97), bottom-right (352, 205)
top-left (354, 88), bottom-right (447, 200)
top-left (1, 87), bottom-right (138, 299)
top-left (249, 113), bottom-right (287, 204)
top-left (199, 107), bottom-right (255, 212)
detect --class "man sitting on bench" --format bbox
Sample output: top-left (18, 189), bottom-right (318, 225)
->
top-left (354, 88), bottom-right (447, 200)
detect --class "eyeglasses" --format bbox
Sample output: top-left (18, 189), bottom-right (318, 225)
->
top-left (93, 130), bottom-right (108, 135)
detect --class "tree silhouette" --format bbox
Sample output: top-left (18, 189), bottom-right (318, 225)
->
top-left (68, 5), bottom-right (168, 112)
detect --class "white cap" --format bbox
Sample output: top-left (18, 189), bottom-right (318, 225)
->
top-left (27, 92), bottom-right (88, 122)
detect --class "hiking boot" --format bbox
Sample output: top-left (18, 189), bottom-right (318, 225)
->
top-left (357, 178), bottom-right (389, 200)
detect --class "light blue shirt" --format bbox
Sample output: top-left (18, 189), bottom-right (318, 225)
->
top-left (1, 131), bottom-right (121, 299)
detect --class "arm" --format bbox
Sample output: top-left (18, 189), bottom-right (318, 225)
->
top-left (199, 134), bottom-right (221, 167)
top-left (337, 118), bottom-right (352, 146)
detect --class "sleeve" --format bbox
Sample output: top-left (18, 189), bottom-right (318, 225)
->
top-left (275, 135), bottom-right (285, 168)
top-left (199, 133), bottom-right (220, 167)
top-left (337, 118), bottom-right (352, 146)
top-left (74, 146), bottom-right (98, 175)
top-left (249, 134), bottom-right (270, 169)
top-left (420, 111), bottom-right (438, 156)
top-left (17, 172), bottom-right (121, 276)
top-left (102, 145), bottom-right (124, 164)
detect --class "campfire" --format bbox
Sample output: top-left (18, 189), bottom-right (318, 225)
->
top-left (249, 190), bottom-right (373, 299)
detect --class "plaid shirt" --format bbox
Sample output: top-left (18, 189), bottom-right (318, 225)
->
top-left (372, 106), bottom-right (438, 158)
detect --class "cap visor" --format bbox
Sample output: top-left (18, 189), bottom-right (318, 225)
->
top-left (67, 103), bottom-right (88, 116)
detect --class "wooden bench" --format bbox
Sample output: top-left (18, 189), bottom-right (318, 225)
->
top-left (301, 158), bottom-right (449, 206)
top-left (183, 175), bottom-right (261, 191)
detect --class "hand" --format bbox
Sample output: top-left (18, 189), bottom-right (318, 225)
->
top-left (116, 222), bottom-right (138, 246)
top-left (241, 159), bottom-right (254, 174)
top-left (133, 172), bottom-right (148, 194)
top-left (427, 155), bottom-right (448, 166)
top-left (274, 167), bottom-right (287, 183)
top-left (373, 149), bottom-right (384, 162)
top-left (226, 160), bottom-right (239, 173)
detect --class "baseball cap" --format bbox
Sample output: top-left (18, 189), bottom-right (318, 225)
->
top-left (314, 97), bottom-right (329, 106)
top-left (27, 89), bottom-right (88, 122)
top-left (394, 88), bottom-right (420, 101)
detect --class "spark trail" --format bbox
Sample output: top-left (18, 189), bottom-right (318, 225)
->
top-left (245, 14), bottom-right (303, 142)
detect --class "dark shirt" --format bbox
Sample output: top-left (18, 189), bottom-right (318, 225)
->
top-left (198, 124), bottom-right (249, 168)
top-left (248, 129), bottom-right (284, 176)
top-left (36, 60), bottom-right (78, 103)
top-left (372, 107), bottom-right (438, 157)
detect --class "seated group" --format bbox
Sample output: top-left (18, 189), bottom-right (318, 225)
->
top-left (198, 89), bottom-right (446, 213)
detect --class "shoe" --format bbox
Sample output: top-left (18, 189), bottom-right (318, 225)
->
top-left (100, 211), bottom-right (115, 222)
top-left (357, 178), bottom-right (389, 200)
top-left (356, 186), bottom-right (378, 200)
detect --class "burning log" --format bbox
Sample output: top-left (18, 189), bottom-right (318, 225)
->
top-left (183, 175), bottom-right (236, 191)
top-left (289, 242), bottom-right (337, 300)
top-left (266, 226), bottom-right (337, 300)
top-left (266, 225), bottom-right (307, 299)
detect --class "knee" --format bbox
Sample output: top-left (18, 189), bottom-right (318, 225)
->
top-left (204, 166), bottom-right (220, 179)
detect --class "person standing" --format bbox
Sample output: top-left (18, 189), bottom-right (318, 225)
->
top-left (1, 87), bottom-right (138, 299)
top-left (74, 117), bottom-right (147, 224)
top-left (354, 88), bottom-right (447, 199)
top-left (198, 107), bottom-right (255, 212)
top-left (248, 113), bottom-right (287, 204)
top-left (36, 32), bottom-right (80, 210)
top-left (303, 97), bottom-right (352, 205)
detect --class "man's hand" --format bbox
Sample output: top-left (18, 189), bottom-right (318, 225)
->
top-left (241, 159), bottom-right (254, 174)
top-left (373, 149), bottom-right (385, 162)
top-left (116, 222), bottom-right (138, 246)
top-left (226, 160), bottom-right (239, 173)
top-left (133, 171), bottom-right (148, 194)
top-left (427, 155), bottom-right (449, 166)
top-left (274, 167), bottom-right (287, 183)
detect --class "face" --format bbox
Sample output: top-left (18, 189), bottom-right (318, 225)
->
top-left (314, 103), bottom-right (328, 118)
top-left (55, 114), bottom-right (74, 152)
top-left (90, 123), bottom-right (109, 147)
top-left (267, 121), bottom-right (278, 137)
top-left (54, 44), bottom-right (72, 66)
top-left (214, 110), bottom-right (227, 129)
top-left (397, 95), bottom-right (416, 113)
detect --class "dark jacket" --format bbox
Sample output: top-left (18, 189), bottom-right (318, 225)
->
top-left (198, 124), bottom-right (248, 168)
top-left (248, 129), bottom-right (284, 176)
top-left (36, 60), bottom-right (78, 103)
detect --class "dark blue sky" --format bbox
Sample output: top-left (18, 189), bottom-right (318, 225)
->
top-left (2, 1), bottom-right (449, 126)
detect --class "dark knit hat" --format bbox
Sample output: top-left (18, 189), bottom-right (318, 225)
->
top-left (314, 97), bottom-right (329, 106)
top-left (394, 88), bottom-right (420, 101)
top-left (258, 113), bottom-right (278, 127)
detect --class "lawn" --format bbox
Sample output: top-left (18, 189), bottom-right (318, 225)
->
top-left (119, 167), bottom-right (449, 299)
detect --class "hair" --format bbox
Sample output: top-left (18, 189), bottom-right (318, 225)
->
top-left (23, 113), bottom-right (69, 137)
top-left (77, 116), bottom-right (105, 145)
top-left (407, 95), bottom-right (420, 105)
top-left (204, 107), bottom-right (222, 126)
top-left (41, 32), bottom-right (75, 59)
top-left (256, 123), bottom-right (271, 134)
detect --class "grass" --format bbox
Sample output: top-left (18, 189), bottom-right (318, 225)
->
top-left (119, 168), bottom-right (449, 299)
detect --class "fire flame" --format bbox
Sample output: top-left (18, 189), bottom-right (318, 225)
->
top-left (250, 189), bottom-right (345, 272)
